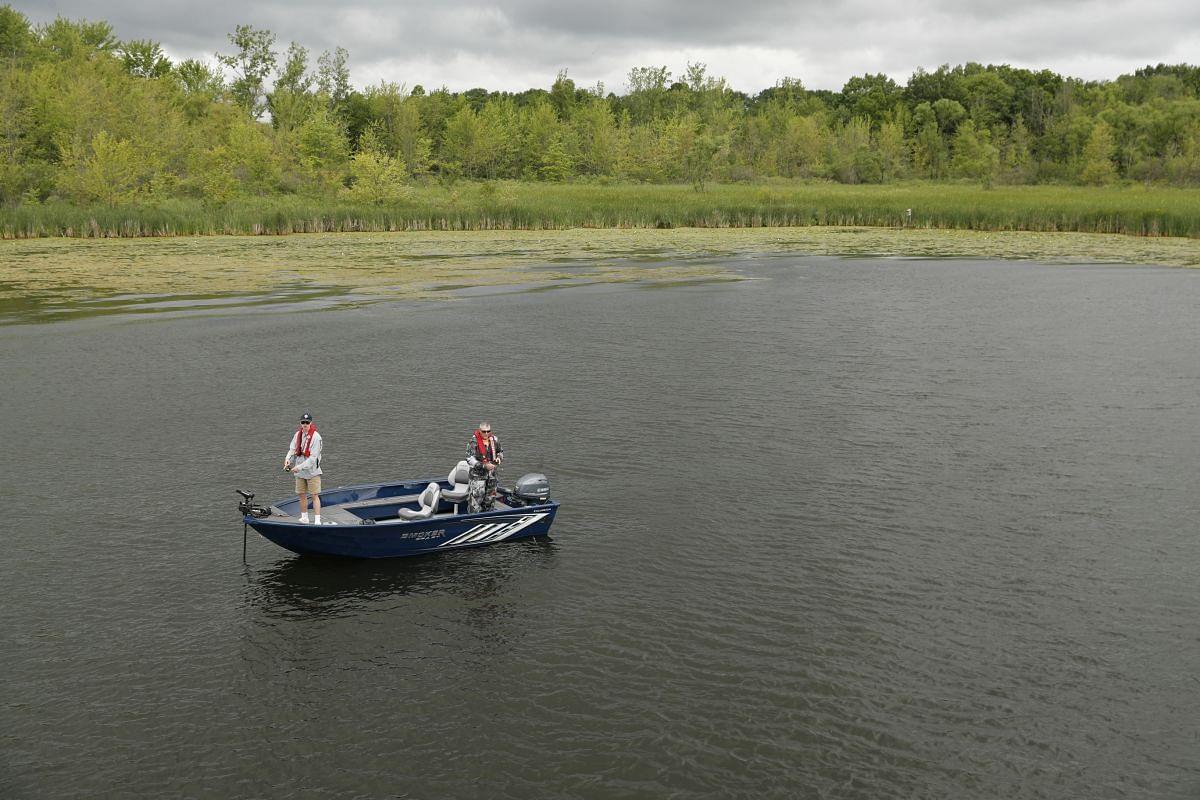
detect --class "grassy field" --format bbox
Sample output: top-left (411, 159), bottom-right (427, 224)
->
top-left (4, 226), bottom-right (1200, 324)
top-left (3, 182), bottom-right (1200, 239)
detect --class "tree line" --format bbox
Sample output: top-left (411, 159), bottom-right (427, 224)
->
top-left (3, 6), bottom-right (1200, 207)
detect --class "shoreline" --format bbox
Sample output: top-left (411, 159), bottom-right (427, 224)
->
top-left (3, 182), bottom-right (1200, 240)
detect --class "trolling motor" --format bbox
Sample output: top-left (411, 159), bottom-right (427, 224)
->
top-left (237, 489), bottom-right (272, 518)
top-left (237, 490), bottom-right (273, 565)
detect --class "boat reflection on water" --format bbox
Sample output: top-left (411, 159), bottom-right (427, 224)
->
top-left (243, 536), bottom-right (560, 621)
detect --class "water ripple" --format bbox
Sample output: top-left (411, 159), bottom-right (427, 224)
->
top-left (3, 257), bottom-right (1200, 798)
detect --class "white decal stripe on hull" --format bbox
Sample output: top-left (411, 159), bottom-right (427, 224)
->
top-left (438, 513), bottom-right (550, 548)
top-left (463, 523), bottom-right (507, 543)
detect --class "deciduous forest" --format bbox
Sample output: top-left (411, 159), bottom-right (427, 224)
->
top-left (3, 7), bottom-right (1200, 237)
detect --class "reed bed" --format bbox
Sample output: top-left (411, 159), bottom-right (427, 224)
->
top-left (3, 182), bottom-right (1199, 239)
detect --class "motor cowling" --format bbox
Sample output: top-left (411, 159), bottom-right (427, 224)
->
top-left (513, 473), bottom-right (550, 504)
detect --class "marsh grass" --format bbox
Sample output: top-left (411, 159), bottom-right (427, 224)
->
top-left (4, 182), bottom-right (1200, 239)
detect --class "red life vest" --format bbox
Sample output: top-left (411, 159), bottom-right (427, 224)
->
top-left (474, 430), bottom-right (496, 462)
top-left (294, 424), bottom-right (318, 457)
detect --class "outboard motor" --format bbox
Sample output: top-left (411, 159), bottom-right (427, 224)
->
top-left (511, 473), bottom-right (550, 506)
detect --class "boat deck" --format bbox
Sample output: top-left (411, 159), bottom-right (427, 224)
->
top-left (285, 493), bottom-right (512, 526)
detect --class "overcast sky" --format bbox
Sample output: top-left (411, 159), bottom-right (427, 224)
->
top-left (17, 1), bottom-right (1200, 94)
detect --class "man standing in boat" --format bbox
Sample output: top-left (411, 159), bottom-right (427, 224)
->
top-left (466, 421), bottom-right (503, 512)
top-left (284, 412), bottom-right (324, 524)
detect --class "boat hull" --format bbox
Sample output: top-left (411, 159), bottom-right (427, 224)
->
top-left (244, 478), bottom-right (558, 559)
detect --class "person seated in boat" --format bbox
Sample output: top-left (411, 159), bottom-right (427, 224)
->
top-left (466, 421), bottom-right (503, 512)
top-left (283, 412), bottom-right (323, 524)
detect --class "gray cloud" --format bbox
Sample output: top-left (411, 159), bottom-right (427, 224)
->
top-left (17, 0), bottom-right (1200, 93)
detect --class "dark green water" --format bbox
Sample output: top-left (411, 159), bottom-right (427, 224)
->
top-left (3, 255), bottom-right (1199, 798)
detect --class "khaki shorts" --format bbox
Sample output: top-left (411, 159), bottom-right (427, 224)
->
top-left (295, 475), bottom-right (322, 494)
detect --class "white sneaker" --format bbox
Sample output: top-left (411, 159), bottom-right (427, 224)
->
top-left (299, 513), bottom-right (309, 524)
top-left (314, 515), bottom-right (322, 525)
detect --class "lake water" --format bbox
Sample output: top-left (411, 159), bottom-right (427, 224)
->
top-left (2, 253), bottom-right (1199, 798)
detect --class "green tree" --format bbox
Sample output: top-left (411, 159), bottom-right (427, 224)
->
top-left (316, 46), bottom-right (350, 108)
top-left (415, 88), bottom-right (464, 154)
top-left (827, 117), bottom-right (876, 183)
top-left (549, 69), bottom-right (577, 120)
top-left (571, 97), bottom-right (618, 175)
top-left (684, 130), bottom-right (722, 190)
top-left (517, 98), bottom-right (560, 178)
top-left (779, 115), bottom-right (824, 177)
top-left (0, 5), bottom-right (34, 59)
top-left (119, 40), bottom-right (169, 78)
top-left (275, 42), bottom-right (310, 94)
top-left (339, 90), bottom-right (374, 149)
top-left (292, 105), bottom-right (349, 192)
top-left (539, 133), bottom-right (573, 181)
top-left (395, 96), bottom-right (432, 177)
top-left (226, 116), bottom-right (279, 193)
top-left (876, 118), bottom-right (908, 180)
top-left (950, 119), bottom-right (999, 184)
top-left (932, 97), bottom-right (967, 134)
top-left (268, 43), bottom-right (313, 132)
top-left (1001, 115), bottom-right (1034, 183)
top-left (365, 83), bottom-right (432, 176)
top-left (216, 24), bottom-right (276, 118)
top-left (912, 103), bottom-right (948, 178)
top-left (961, 70), bottom-right (1013, 129)
top-left (904, 65), bottom-right (963, 109)
top-left (37, 17), bottom-right (117, 59)
top-left (56, 130), bottom-right (146, 204)
top-left (626, 65), bottom-right (671, 124)
top-left (617, 115), bottom-right (666, 181)
top-left (0, 60), bottom-right (37, 201)
top-left (187, 114), bottom-right (279, 200)
top-left (1166, 128), bottom-right (1200, 184)
top-left (476, 98), bottom-right (516, 177)
top-left (841, 73), bottom-right (900, 125)
top-left (174, 59), bottom-right (225, 121)
top-left (1080, 120), bottom-right (1118, 184)
top-left (659, 113), bottom-right (701, 181)
top-left (440, 105), bottom-right (479, 178)
top-left (682, 62), bottom-right (730, 121)
top-left (1039, 110), bottom-right (1092, 179)
top-left (344, 127), bottom-right (411, 203)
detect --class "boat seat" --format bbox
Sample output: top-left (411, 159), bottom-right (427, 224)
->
top-left (397, 482), bottom-right (440, 520)
top-left (443, 460), bottom-right (470, 510)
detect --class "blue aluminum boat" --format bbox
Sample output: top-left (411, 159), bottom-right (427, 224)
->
top-left (238, 464), bottom-right (557, 559)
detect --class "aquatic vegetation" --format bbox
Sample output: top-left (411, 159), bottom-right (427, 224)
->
top-left (1, 226), bottom-right (1198, 324)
